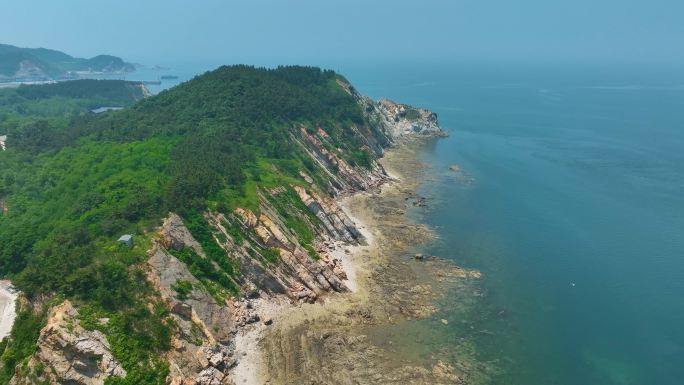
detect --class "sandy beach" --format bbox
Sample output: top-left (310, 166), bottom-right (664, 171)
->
top-left (0, 280), bottom-right (18, 341)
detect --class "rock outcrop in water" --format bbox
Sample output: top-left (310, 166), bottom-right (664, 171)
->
top-left (336, 78), bottom-right (443, 141)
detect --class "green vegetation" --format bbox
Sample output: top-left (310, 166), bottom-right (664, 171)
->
top-left (0, 80), bottom-right (140, 116)
top-left (0, 80), bottom-right (146, 155)
top-left (2, 139), bottom-right (172, 295)
top-left (0, 309), bottom-right (47, 384)
top-left (404, 108), bottom-right (422, 121)
top-left (259, 247), bottom-right (281, 265)
top-left (78, 301), bottom-right (172, 385)
top-left (168, 247), bottom-right (235, 303)
top-left (0, 65), bottom-right (377, 384)
top-left (171, 280), bottom-right (194, 300)
top-left (222, 218), bottom-right (245, 245)
top-left (268, 186), bottom-right (321, 259)
top-left (183, 210), bottom-right (239, 296)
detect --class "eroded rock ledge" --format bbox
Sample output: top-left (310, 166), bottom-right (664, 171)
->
top-left (259, 140), bottom-right (487, 385)
top-left (147, 195), bottom-right (363, 385)
top-left (10, 301), bottom-right (126, 385)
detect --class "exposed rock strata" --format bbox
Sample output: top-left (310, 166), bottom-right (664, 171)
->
top-left (259, 140), bottom-right (489, 385)
top-left (217, 203), bottom-right (351, 302)
top-left (159, 213), bottom-right (205, 254)
top-left (296, 126), bottom-right (389, 193)
top-left (147, 200), bottom-right (359, 383)
top-left (10, 301), bottom-right (125, 385)
top-left (149, 215), bottom-right (238, 385)
top-left (293, 186), bottom-right (364, 244)
top-left (337, 78), bottom-right (443, 142)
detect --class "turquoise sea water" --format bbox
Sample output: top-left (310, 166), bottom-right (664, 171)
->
top-left (347, 63), bottom-right (684, 385)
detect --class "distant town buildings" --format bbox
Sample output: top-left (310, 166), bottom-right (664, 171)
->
top-left (0, 135), bottom-right (6, 151)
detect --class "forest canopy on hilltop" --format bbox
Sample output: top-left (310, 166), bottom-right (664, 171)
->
top-left (0, 65), bottom-right (374, 384)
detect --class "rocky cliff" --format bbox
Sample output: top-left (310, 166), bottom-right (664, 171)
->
top-left (139, 83), bottom-right (443, 384)
top-left (148, 214), bottom-right (238, 385)
top-left (5, 74), bottom-right (443, 385)
top-left (336, 78), bottom-right (443, 141)
top-left (9, 301), bottom-right (126, 385)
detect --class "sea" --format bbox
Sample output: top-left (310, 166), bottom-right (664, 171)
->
top-left (348, 62), bottom-right (684, 385)
top-left (129, 61), bottom-right (684, 385)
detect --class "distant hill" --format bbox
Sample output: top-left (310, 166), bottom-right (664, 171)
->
top-left (0, 44), bottom-right (135, 80)
top-left (0, 79), bottom-right (148, 119)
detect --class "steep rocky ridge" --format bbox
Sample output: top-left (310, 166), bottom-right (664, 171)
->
top-left (138, 80), bottom-right (445, 383)
top-left (3, 69), bottom-right (445, 385)
top-left (336, 78), bottom-right (443, 141)
top-left (143, 185), bottom-right (377, 384)
top-left (148, 214), bottom-right (238, 385)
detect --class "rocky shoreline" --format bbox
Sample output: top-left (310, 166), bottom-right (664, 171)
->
top-left (235, 137), bottom-right (486, 385)
top-left (3, 78), bottom-right (484, 385)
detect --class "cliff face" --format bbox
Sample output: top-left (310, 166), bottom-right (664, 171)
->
top-left (9, 301), bottom-right (126, 385)
top-left (336, 78), bottom-right (443, 142)
top-left (8, 76), bottom-right (443, 385)
top-left (148, 214), bottom-right (238, 385)
top-left (142, 89), bottom-right (442, 384)
top-left (145, 196), bottom-right (364, 385)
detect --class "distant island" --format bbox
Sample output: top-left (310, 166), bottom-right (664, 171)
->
top-left (0, 43), bottom-right (135, 83)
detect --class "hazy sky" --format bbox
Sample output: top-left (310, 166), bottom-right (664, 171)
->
top-left (2, 0), bottom-right (684, 67)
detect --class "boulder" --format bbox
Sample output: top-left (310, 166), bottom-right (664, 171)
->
top-left (18, 301), bottom-right (126, 385)
top-left (233, 208), bottom-right (258, 228)
top-left (160, 212), bottom-right (204, 254)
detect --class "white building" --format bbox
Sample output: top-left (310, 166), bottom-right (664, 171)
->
top-left (118, 234), bottom-right (134, 248)
top-left (0, 135), bottom-right (6, 151)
